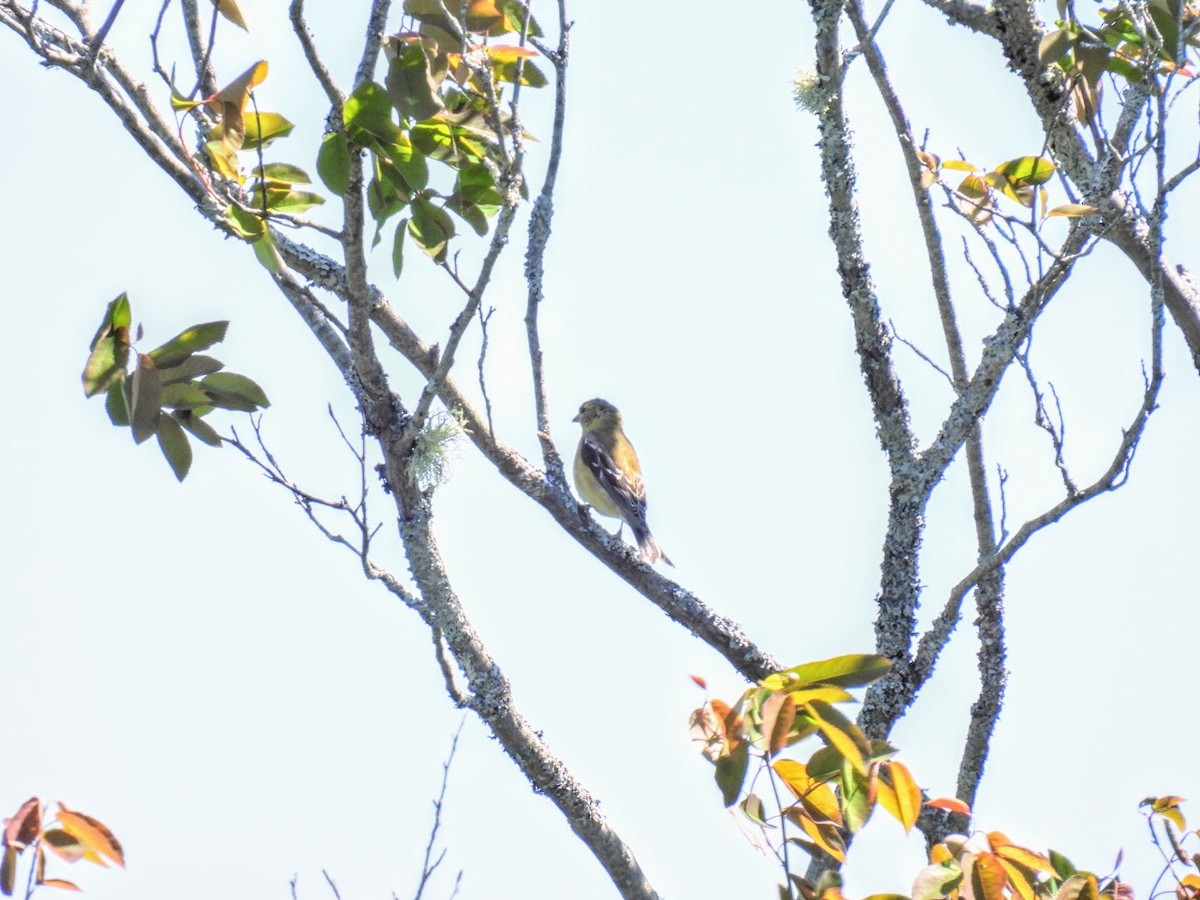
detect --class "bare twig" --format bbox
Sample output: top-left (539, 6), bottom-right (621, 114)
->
top-left (475, 306), bottom-right (496, 442)
top-left (413, 719), bottom-right (466, 900)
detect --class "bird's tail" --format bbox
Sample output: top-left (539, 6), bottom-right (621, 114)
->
top-left (635, 527), bottom-right (673, 567)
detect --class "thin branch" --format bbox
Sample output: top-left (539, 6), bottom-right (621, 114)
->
top-left (322, 871), bottom-right (342, 900)
top-left (290, 0), bottom-right (345, 110)
top-left (180, 0), bottom-right (217, 99)
top-left (86, 0), bottom-right (124, 61)
top-left (523, 0), bottom-right (571, 474)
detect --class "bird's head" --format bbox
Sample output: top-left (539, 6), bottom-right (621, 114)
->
top-left (573, 398), bottom-right (620, 427)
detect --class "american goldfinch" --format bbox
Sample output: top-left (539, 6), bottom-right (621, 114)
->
top-left (572, 398), bottom-right (672, 566)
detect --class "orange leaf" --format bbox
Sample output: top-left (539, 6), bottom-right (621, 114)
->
top-left (927, 797), bottom-right (971, 815)
top-left (689, 674), bottom-right (708, 690)
top-left (38, 879), bottom-right (81, 892)
top-left (3, 798), bottom-right (41, 850)
top-left (967, 851), bottom-right (1008, 900)
top-left (55, 807), bottom-right (124, 868)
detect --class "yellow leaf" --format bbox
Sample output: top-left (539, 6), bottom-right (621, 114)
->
top-left (997, 859), bottom-right (1035, 900)
top-left (209, 60), bottom-right (269, 111)
top-left (941, 159), bottom-right (978, 172)
top-left (790, 808), bottom-right (846, 863)
top-left (876, 760), bottom-right (922, 831)
top-left (210, 0), bottom-right (248, 29)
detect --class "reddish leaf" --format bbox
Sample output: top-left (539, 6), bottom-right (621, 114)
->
top-left (3, 797), bottom-right (41, 849)
top-left (689, 674), bottom-right (708, 690)
top-left (760, 692), bottom-right (797, 758)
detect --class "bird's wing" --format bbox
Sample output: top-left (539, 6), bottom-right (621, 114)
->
top-left (580, 432), bottom-right (648, 526)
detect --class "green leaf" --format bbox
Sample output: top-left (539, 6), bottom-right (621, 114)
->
top-left (1037, 28), bottom-right (1077, 66)
top-left (242, 111), bottom-right (294, 149)
top-left (1048, 850), bottom-right (1077, 881)
top-left (253, 162), bottom-right (311, 185)
top-left (385, 36), bottom-right (446, 121)
top-left (761, 654), bottom-right (891, 691)
top-left (839, 756), bottom-right (872, 832)
top-left (445, 197), bottom-right (488, 235)
top-left (344, 80), bottom-right (401, 145)
top-left (252, 231), bottom-right (284, 273)
top-left (714, 739), bottom-right (749, 807)
top-left (88, 293), bottom-right (132, 346)
top-left (317, 131), bottom-right (352, 197)
top-left (158, 354), bottom-right (225, 385)
top-left (992, 156), bottom-right (1056, 186)
top-left (156, 413), bottom-right (193, 481)
top-left (403, 0), bottom-right (464, 49)
top-left (253, 186), bottom-right (326, 214)
top-left (226, 203), bottom-right (265, 239)
top-left (130, 353), bottom-right (163, 444)
top-left (174, 410), bottom-right (223, 447)
top-left (806, 744), bottom-right (843, 780)
top-left (82, 334), bottom-right (130, 397)
top-left (393, 217), bottom-right (408, 278)
top-left (161, 382), bottom-right (216, 410)
top-left (411, 118), bottom-right (486, 165)
top-left (408, 194), bottom-right (455, 259)
top-left (201, 371), bottom-right (270, 410)
top-left (148, 322), bottom-right (230, 368)
top-left (380, 136), bottom-right (429, 192)
top-left (105, 381), bottom-right (130, 426)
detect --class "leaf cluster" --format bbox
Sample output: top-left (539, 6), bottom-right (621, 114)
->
top-left (171, 58), bottom-right (316, 271)
top-left (690, 655), bottom-right (926, 873)
top-left (317, 0), bottom-right (545, 276)
top-left (1039, 1), bottom-right (1200, 127)
top-left (81, 294), bottom-right (269, 481)
top-left (915, 153), bottom-right (1096, 225)
top-left (1, 797), bottom-right (123, 896)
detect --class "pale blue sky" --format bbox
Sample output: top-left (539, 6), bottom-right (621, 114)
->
top-left (2, 1), bottom-right (1198, 898)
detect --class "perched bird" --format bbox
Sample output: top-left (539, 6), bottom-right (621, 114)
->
top-left (572, 398), bottom-right (672, 566)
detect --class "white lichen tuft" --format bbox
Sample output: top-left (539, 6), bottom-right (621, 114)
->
top-left (792, 69), bottom-right (824, 114)
top-left (408, 408), bottom-right (464, 491)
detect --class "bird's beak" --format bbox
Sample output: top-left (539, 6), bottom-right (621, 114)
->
top-left (571, 412), bottom-right (581, 423)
